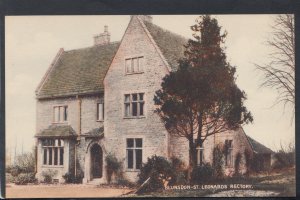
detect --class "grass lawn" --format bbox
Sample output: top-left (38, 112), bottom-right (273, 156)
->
top-left (126, 167), bottom-right (295, 197)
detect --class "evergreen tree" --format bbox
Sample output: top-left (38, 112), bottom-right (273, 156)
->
top-left (154, 15), bottom-right (253, 179)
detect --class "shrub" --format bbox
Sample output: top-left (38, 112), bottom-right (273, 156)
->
top-left (14, 152), bottom-right (35, 173)
top-left (105, 153), bottom-right (122, 183)
top-left (234, 152), bottom-right (242, 176)
top-left (169, 157), bottom-right (188, 185)
top-left (116, 177), bottom-right (135, 188)
top-left (272, 143), bottom-right (295, 169)
top-left (213, 145), bottom-right (224, 178)
top-left (191, 163), bottom-right (214, 184)
top-left (41, 170), bottom-right (57, 183)
top-left (10, 166), bottom-right (22, 177)
top-left (14, 173), bottom-right (37, 185)
top-left (138, 155), bottom-right (173, 193)
top-left (244, 149), bottom-right (253, 175)
top-left (62, 172), bottom-right (83, 184)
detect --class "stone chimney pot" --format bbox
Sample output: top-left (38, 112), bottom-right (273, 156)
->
top-left (94, 25), bottom-right (110, 46)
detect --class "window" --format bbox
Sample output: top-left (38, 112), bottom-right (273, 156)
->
top-left (196, 142), bottom-right (204, 166)
top-left (53, 106), bottom-right (68, 123)
top-left (125, 56), bottom-right (144, 74)
top-left (225, 140), bottom-right (233, 167)
top-left (126, 138), bottom-right (142, 170)
top-left (97, 103), bottom-right (104, 121)
top-left (42, 139), bottom-right (64, 166)
top-left (124, 93), bottom-right (144, 117)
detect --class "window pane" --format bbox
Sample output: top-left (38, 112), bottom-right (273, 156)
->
top-left (49, 148), bottom-right (52, 165)
top-left (98, 103), bottom-right (103, 120)
top-left (136, 149), bottom-right (142, 169)
top-left (58, 139), bottom-right (61, 146)
top-left (43, 149), bottom-right (47, 165)
top-left (54, 107), bottom-right (59, 122)
top-left (200, 150), bottom-right (203, 165)
top-left (127, 139), bottom-right (134, 148)
top-left (54, 148), bottom-right (58, 165)
top-left (60, 148), bottom-right (64, 165)
top-left (132, 102), bottom-right (137, 116)
top-left (138, 57), bottom-right (143, 72)
top-left (135, 138), bottom-right (142, 148)
top-left (64, 107), bottom-right (68, 121)
top-left (133, 58), bottom-right (138, 72)
top-left (125, 94), bottom-right (130, 102)
top-left (127, 149), bottom-right (133, 169)
top-left (59, 107), bottom-right (64, 122)
top-left (125, 59), bottom-right (131, 73)
top-left (132, 94), bottom-right (137, 101)
top-left (125, 103), bottom-right (130, 117)
top-left (55, 139), bottom-right (58, 146)
top-left (139, 102), bottom-right (144, 116)
top-left (61, 139), bottom-right (64, 146)
top-left (139, 93), bottom-right (144, 101)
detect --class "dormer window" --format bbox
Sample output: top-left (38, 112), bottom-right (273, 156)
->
top-left (53, 106), bottom-right (68, 123)
top-left (125, 56), bottom-right (144, 74)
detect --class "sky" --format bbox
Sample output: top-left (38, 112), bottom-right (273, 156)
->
top-left (5, 15), bottom-right (295, 157)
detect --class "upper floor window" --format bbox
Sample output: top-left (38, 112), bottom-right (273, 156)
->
top-left (97, 102), bottom-right (104, 121)
top-left (53, 106), bottom-right (68, 123)
top-left (124, 93), bottom-right (144, 117)
top-left (225, 139), bottom-right (233, 167)
top-left (126, 138), bottom-right (143, 170)
top-left (42, 139), bottom-right (64, 166)
top-left (125, 56), bottom-right (144, 74)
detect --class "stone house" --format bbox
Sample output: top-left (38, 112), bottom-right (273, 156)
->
top-left (35, 15), bottom-right (273, 184)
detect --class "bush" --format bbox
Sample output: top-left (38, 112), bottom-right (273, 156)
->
top-left (191, 163), bottom-right (214, 184)
top-left (234, 152), bottom-right (242, 176)
top-left (41, 170), bottom-right (57, 183)
top-left (138, 155), bottom-right (173, 193)
top-left (14, 173), bottom-right (37, 185)
top-left (116, 177), bottom-right (135, 188)
top-left (62, 172), bottom-right (83, 184)
top-left (272, 143), bottom-right (295, 170)
top-left (169, 157), bottom-right (188, 185)
top-left (14, 152), bottom-right (35, 173)
top-left (105, 153), bottom-right (122, 183)
top-left (213, 145), bottom-right (224, 178)
top-left (9, 166), bottom-right (22, 177)
top-left (244, 149), bottom-right (253, 175)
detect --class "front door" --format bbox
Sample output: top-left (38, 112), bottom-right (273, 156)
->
top-left (91, 144), bottom-right (102, 179)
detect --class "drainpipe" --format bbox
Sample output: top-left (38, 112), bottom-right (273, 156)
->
top-left (75, 95), bottom-right (82, 177)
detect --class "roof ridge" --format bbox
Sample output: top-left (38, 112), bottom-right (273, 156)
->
top-left (144, 21), bottom-right (189, 41)
top-left (64, 41), bottom-right (120, 53)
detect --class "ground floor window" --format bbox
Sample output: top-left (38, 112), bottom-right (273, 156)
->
top-left (126, 138), bottom-right (142, 170)
top-left (196, 142), bottom-right (204, 166)
top-left (42, 139), bottom-right (64, 166)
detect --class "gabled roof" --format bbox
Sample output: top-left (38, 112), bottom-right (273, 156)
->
top-left (143, 21), bottom-right (188, 71)
top-left (35, 125), bottom-right (77, 138)
top-left (36, 42), bottom-right (120, 99)
top-left (36, 16), bottom-right (188, 99)
top-left (246, 135), bottom-right (273, 154)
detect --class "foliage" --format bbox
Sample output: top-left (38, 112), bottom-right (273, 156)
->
top-left (251, 154), bottom-right (267, 172)
top-left (105, 153), bottom-right (123, 183)
top-left (234, 152), bottom-right (242, 176)
top-left (41, 170), bottom-right (57, 183)
top-left (191, 163), bottom-right (214, 184)
top-left (62, 172), bottom-right (83, 184)
top-left (116, 177), bottom-right (136, 188)
top-left (154, 15), bottom-right (253, 174)
top-left (138, 155), bottom-right (173, 193)
top-left (169, 157), bottom-right (188, 185)
top-left (244, 149), bottom-right (253, 175)
top-left (272, 143), bottom-right (295, 169)
top-left (212, 145), bottom-right (224, 178)
top-left (7, 150), bottom-right (36, 177)
top-left (14, 173), bottom-right (37, 185)
top-left (255, 14), bottom-right (295, 118)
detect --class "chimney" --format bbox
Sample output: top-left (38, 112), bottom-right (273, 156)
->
top-left (94, 25), bottom-right (110, 46)
top-left (132, 15), bottom-right (153, 23)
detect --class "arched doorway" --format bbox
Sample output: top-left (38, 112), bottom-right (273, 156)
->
top-left (90, 144), bottom-right (103, 179)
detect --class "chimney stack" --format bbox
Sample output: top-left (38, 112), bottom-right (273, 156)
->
top-left (94, 25), bottom-right (110, 46)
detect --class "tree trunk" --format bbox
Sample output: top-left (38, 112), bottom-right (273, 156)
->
top-left (187, 135), bottom-right (196, 183)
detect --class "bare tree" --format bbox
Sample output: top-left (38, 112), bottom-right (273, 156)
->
top-left (256, 14), bottom-right (295, 116)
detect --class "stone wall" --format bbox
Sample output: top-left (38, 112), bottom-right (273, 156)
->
top-left (104, 16), bottom-right (170, 182)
